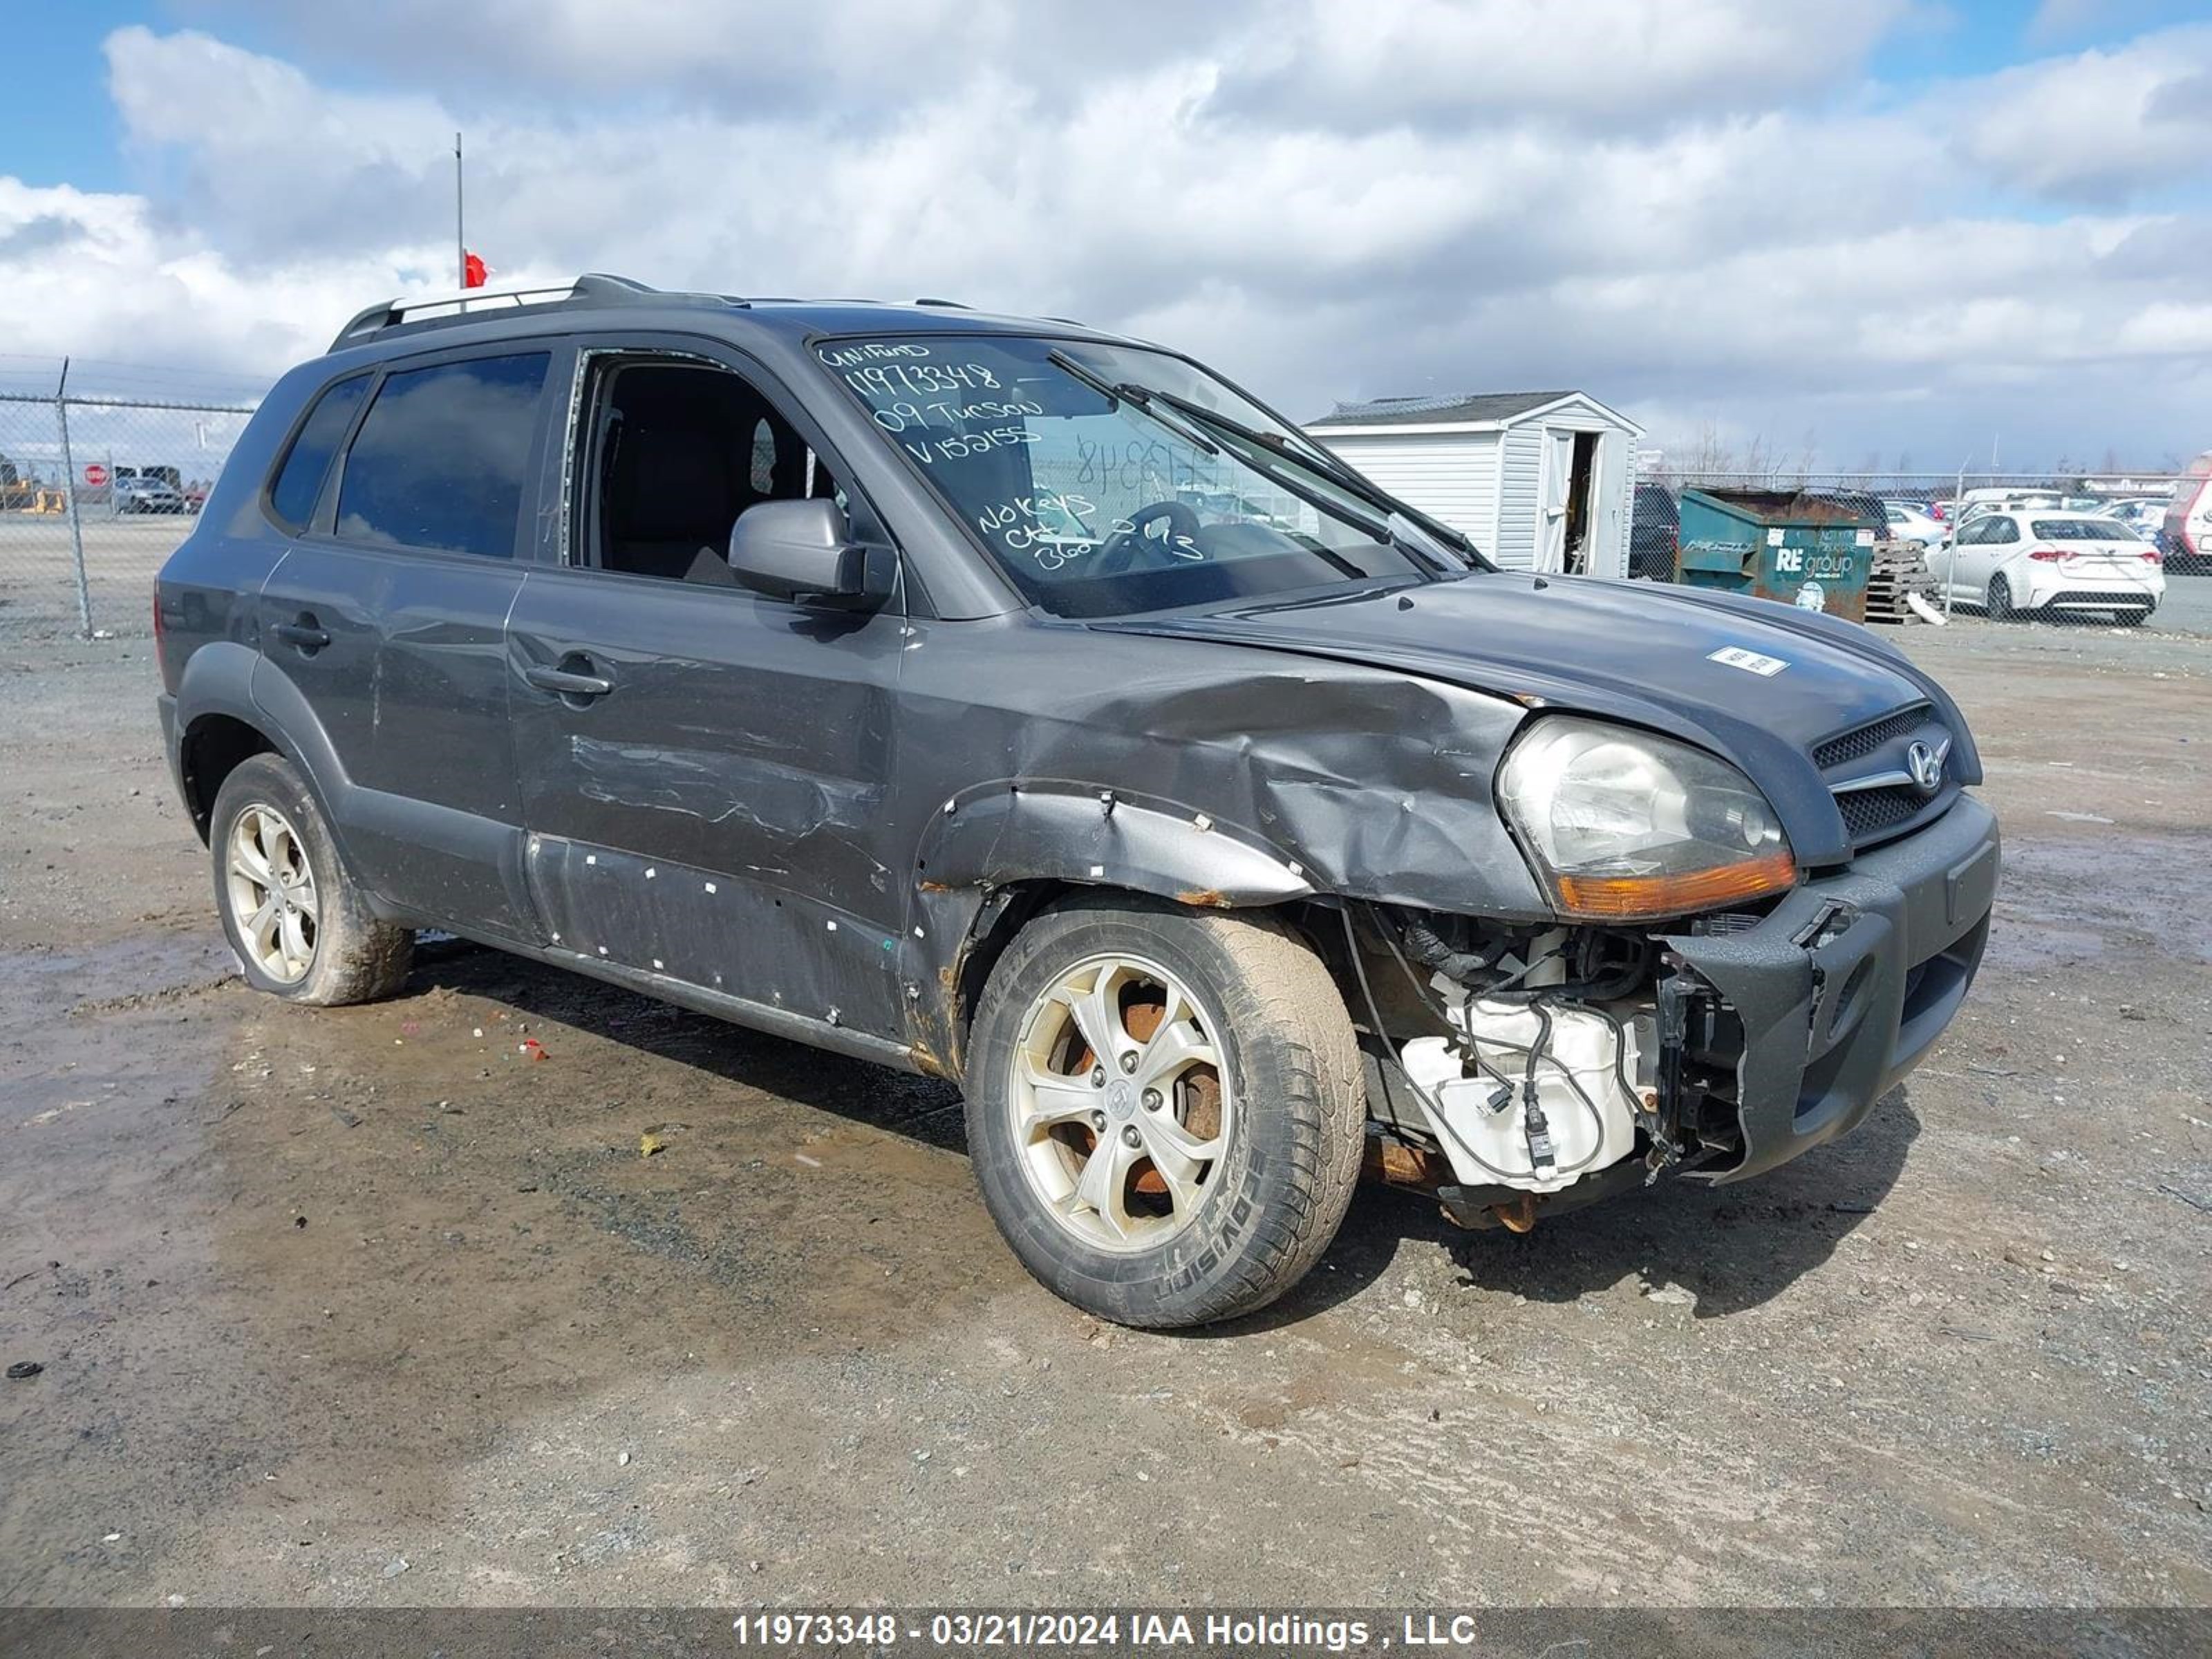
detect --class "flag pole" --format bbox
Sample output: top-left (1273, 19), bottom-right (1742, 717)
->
top-left (454, 131), bottom-right (466, 297)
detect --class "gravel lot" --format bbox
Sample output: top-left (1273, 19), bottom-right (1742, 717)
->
top-left (1, 607), bottom-right (2206, 1610)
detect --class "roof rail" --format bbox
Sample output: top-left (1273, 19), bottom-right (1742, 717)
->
top-left (914, 297), bottom-right (969, 308)
top-left (326, 272), bottom-right (746, 353)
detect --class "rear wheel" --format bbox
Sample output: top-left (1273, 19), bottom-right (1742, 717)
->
top-left (964, 896), bottom-right (1363, 1329)
top-left (1985, 574), bottom-right (2013, 621)
top-left (210, 753), bottom-right (413, 1005)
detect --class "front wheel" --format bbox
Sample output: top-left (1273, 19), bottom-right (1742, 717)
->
top-left (210, 753), bottom-right (413, 1005)
top-left (964, 897), bottom-right (1363, 1329)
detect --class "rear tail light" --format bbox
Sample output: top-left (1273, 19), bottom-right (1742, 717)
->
top-left (2139, 548), bottom-right (2162, 563)
top-left (2027, 546), bottom-right (2065, 562)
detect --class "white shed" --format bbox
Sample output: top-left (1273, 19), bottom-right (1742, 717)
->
top-left (1309, 391), bottom-right (1644, 578)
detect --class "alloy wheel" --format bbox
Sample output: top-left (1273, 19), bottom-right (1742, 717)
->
top-left (1007, 953), bottom-right (1233, 1253)
top-left (225, 803), bottom-right (319, 984)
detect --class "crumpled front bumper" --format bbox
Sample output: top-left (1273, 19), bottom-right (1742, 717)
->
top-left (1666, 793), bottom-right (2000, 1183)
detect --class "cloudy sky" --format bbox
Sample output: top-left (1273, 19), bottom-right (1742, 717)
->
top-left (5, 0), bottom-right (2211, 469)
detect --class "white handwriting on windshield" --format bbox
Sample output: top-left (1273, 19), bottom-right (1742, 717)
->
top-left (901, 427), bottom-right (1038, 467)
top-left (816, 342), bottom-right (934, 367)
top-left (977, 491), bottom-right (1097, 569)
top-left (843, 361), bottom-right (1004, 400)
top-left (872, 396), bottom-right (1043, 433)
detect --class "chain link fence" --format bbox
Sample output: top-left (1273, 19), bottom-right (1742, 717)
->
top-left (0, 356), bottom-right (265, 637)
top-left (1633, 467), bottom-right (2202, 629)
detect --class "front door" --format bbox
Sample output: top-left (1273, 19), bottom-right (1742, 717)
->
top-left (505, 348), bottom-right (912, 1040)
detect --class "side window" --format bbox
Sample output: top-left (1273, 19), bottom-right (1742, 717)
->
top-left (266, 373), bottom-right (369, 532)
top-left (335, 353), bottom-right (550, 558)
top-left (1987, 516), bottom-right (2019, 545)
top-left (575, 357), bottom-right (854, 585)
top-left (749, 420), bottom-right (776, 496)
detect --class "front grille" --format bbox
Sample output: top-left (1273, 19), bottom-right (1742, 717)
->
top-left (1837, 784), bottom-right (1933, 842)
top-left (1814, 704), bottom-right (1931, 771)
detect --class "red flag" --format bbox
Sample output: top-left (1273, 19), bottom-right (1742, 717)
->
top-left (463, 251), bottom-right (487, 288)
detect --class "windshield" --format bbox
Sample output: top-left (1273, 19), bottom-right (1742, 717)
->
top-left (818, 335), bottom-right (1447, 617)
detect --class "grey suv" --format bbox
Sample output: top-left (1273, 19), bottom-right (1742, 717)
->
top-left (156, 275), bottom-right (1999, 1328)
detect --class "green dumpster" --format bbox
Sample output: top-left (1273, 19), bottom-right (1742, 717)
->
top-left (1674, 488), bottom-right (1882, 623)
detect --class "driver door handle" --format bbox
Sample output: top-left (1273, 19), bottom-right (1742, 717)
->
top-left (271, 615), bottom-right (330, 652)
top-left (523, 663), bottom-right (615, 699)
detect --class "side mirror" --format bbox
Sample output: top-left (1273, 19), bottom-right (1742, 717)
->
top-left (727, 498), bottom-right (892, 608)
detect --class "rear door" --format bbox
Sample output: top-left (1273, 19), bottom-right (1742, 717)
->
top-left (257, 346), bottom-right (556, 936)
top-left (504, 341), bottom-right (912, 1040)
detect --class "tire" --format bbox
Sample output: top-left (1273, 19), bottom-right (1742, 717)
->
top-left (209, 753), bottom-right (413, 1005)
top-left (1985, 574), bottom-right (2012, 621)
top-left (964, 895), bottom-right (1363, 1329)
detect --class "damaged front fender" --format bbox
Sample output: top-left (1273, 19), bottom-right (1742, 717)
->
top-left (917, 781), bottom-right (1315, 907)
top-left (890, 619), bottom-right (1555, 1074)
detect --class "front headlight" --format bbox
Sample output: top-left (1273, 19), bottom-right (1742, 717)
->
top-left (1497, 716), bottom-right (1796, 921)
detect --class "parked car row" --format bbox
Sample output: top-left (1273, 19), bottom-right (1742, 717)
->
top-left (1627, 469), bottom-right (2204, 627)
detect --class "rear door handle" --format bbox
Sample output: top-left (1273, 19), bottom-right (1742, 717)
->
top-left (523, 664), bottom-right (615, 699)
top-left (271, 615), bottom-right (330, 651)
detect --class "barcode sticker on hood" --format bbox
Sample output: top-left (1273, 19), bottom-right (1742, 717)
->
top-left (1709, 646), bottom-right (1789, 677)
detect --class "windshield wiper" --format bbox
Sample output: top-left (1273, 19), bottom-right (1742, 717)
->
top-left (1047, 348), bottom-right (1462, 577)
top-left (1130, 384), bottom-right (1483, 566)
top-left (1046, 349), bottom-right (1221, 459)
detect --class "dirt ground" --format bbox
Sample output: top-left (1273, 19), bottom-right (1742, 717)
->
top-left (1, 606), bottom-right (2207, 1611)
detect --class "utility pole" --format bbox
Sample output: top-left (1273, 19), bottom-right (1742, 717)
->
top-left (454, 131), bottom-right (466, 295)
top-left (55, 357), bottom-right (92, 636)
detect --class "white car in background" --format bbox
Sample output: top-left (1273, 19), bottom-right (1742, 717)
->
top-left (1935, 509), bottom-right (2164, 625)
top-left (2104, 498), bottom-right (2168, 538)
top-left (1882, 501), bottom-right (1946, 545)
top-left (1953, 489), bottom-right (2062, 525)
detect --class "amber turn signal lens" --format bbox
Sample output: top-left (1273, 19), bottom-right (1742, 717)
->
top-left (1552, 850), bottom-right (1798, 921)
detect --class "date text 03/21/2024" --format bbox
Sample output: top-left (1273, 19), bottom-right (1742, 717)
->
top-left (728, 1611), bottom-right (1522, 1651)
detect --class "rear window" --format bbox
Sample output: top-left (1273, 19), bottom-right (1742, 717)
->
top-left (335, 353), bottom-right (549, 559)
top-left (267, 373), bottom-right (369, 530)
top-left (2031, 518), bottom-right (2137, 541)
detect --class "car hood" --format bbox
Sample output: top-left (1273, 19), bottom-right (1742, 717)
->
top-left (1092, 571), bottom-right (1981, 868)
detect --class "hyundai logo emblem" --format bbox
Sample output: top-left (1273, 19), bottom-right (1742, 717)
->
top-left (1906, 740), bottom-right (1944, 795)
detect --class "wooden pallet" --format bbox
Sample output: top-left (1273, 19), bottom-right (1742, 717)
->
top-left (1865, 538), bottom-right (1940, 624)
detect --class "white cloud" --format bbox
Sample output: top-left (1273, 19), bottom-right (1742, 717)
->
top-left (0, 9), bottom-right (2205, 469)
top-left (1957, 24), bottom-right (2212, 203)
top-left (1204, 0), bottom-right (1917, 133)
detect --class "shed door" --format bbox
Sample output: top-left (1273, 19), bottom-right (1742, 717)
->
top-left (1538, 430), bottom-right (1575, 572)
